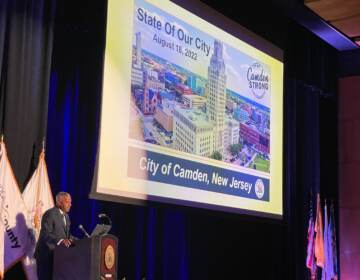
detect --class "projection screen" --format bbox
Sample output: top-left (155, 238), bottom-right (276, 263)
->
top-left (91, 0), bottom-right (284, 218)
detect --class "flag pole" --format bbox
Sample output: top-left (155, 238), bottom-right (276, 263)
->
top-left (42, 137), bottom-right (46, 153)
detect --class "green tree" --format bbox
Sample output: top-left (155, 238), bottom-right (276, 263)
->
top-left (211, 151), bottom-right (222, 160)
top-left (229, 143), bottom-right (242, 156)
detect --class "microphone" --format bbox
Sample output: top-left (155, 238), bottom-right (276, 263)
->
top-left (78, 224), bottom-right (90, 238)
top-left (98, 213), bottom-right (112, 225)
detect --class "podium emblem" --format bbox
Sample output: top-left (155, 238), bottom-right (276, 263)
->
top-left (104, 244), bottom-right (115, 269)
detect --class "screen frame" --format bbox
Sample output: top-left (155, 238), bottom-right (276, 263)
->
top-left (90, 0), bottom-right (284, 220)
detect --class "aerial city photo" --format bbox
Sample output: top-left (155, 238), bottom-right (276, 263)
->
top-left (129, 3), bottom-right (271, 174)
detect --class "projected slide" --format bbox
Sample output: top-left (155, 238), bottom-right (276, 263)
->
top-left (93, 0), bottom-right (283, 217)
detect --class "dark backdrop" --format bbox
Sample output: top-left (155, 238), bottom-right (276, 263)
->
top-left (0, 0), bottom-right (55, 187)
top-left (1, 0), bottom-right (338, 279)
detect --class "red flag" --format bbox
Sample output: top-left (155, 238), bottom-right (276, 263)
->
top-left (315, 193), bottom-right (325, 268)
top-left (306, 217), bottom-right (316, 277)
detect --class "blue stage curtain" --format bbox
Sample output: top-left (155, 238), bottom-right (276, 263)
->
top-left (0, 0), bottom-right (338, 278)
top-left (46, 66), bottom-right (189, 279)
top-left (0, 0), bottom-right (340, 278)
top-left (45, 2), bottom-right (339, 279)
top-left (45, 1), bottom-right (189, 279)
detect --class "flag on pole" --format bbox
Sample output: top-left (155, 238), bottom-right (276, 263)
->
top-left (329, 203), bottom-right (338, 279)
top-left (22, 148), bottom-right (54, 280)
top-left (314, 193), bottom-right (325, 268)
top-left (0, 141), bottom-right (31, 278)
top-left (322, 200), bottom-right (331, 280)
top-left (306, 194), bottom-right (316, 279)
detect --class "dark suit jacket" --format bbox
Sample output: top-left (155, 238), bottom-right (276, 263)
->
top-left (35, 207), bottom-right (72, 280)
top-left (36, 206), bottom-right (71, 252)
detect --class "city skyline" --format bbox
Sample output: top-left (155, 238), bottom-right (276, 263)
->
top-left (129, 30), bottom-right (271, 173)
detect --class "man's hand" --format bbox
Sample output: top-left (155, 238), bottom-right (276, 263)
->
top-left (60, 239), bottom-right (72, 248)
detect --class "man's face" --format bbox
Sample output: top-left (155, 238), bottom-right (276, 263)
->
top-left (59, 195), bottom-right (72, 213)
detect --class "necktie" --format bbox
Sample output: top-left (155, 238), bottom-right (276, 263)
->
top-left (62, 214), bottom-right (67, 227)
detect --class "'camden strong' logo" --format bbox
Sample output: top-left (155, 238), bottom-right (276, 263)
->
top-left (247, 62), bottom-right (269, 99)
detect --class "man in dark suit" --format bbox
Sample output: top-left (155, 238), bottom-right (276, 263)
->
top-left (35, 191), bottom-right (74, 280)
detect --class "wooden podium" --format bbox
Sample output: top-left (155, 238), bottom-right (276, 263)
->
top-left (53, 234), bottom-right (118, 280)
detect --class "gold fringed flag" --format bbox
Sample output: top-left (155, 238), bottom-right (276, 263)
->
top-left (22, 149), bottom-right (54, 280)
